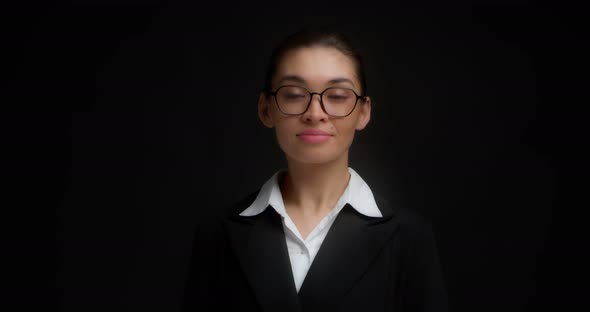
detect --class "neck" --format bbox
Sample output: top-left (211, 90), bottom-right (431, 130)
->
top-left (279, 153), bottom-right (351, 216)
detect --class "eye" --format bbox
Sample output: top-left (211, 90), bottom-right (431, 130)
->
top-left (325, 89), bottom-right (353, 101)
top-left (284, 92), bottom-right (306, 99)
top-left (278, 86), bottom-right (308, 101)
top-left (327, 94), bottom-right (350, 100)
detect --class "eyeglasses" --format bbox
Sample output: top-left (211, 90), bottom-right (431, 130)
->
top-left (267, 85), bottom-right (366, 117)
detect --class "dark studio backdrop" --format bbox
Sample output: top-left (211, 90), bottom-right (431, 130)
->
top-left (4, 1), bottom-right (585, 312)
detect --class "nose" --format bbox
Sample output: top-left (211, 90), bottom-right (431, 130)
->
top-left (302, 93), bottom-right (328, 121)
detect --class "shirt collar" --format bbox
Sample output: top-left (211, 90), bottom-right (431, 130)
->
top-left (239, 167), bottom-right (383, 218)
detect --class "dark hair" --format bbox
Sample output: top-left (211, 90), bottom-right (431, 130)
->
top-left (263, 28), bottom-right (367, 96)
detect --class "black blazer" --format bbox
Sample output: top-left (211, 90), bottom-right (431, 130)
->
top-left (182, 190), bottom-right (448, 312)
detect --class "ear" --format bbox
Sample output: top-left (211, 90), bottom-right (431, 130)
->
top-left (258, 92), bottom-right (275, 128)
top-left (355, 96), bottom-right (371, 130)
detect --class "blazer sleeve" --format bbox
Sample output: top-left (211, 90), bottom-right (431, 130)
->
top-left (399, 210), bottom-right (449, 312)
top-left (180, 220), bottom-right (222, 311)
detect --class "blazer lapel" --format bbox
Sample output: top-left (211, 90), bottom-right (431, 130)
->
top-left (224, 207), bottom-right (301, 312)
top-left (297, 202), bottom-right (399, 310)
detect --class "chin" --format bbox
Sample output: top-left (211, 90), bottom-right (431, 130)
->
top-left (284, 149), bottom-right (346, 166)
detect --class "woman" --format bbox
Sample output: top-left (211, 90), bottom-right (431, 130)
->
top-left (182, 29), bottom-right (448, 312)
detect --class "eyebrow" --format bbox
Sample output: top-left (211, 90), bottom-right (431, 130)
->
top-left (276, 75), bottom-right (356, 88)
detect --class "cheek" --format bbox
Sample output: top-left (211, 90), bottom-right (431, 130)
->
top-left (335, 119), bottom-right (358, 137)
top-left (334, 121), bottom-right (359, 149)
top-left (273, 122), bottom-right (295, 146)
top-left (340, 129), bottom-right (356, 147)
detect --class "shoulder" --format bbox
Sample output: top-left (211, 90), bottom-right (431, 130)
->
top-left (373, 191), bottom-right (437, 243)
top-left (194, 189), bottom-right (262, 235)
top-left (224, 189), bottom-right (261, 218)
top-left (373, 196), bottom-right (448, 311)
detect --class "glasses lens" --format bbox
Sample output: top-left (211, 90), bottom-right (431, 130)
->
top-left (276, 86), bottom-right (310, 114)
top-left (323, 88), bottom-right (356, 116)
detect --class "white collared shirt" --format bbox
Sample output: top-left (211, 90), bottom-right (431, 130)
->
top-left (239, 167), bottom-right (382, 293)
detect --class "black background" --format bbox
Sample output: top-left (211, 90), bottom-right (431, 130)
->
top-left (4, 1), bottom-right (586, 311)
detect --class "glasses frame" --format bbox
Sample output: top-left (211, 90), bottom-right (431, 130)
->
top-left (267, 85), bottom-right (366, 117)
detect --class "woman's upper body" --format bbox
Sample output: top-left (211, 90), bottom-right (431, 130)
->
top-left (182, 179), bottom-right (448, 312)
top-left (182, 29), bottom-right (448, 311)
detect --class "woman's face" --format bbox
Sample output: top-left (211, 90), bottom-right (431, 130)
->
top-left (258, 46), bottom-right (371, 165)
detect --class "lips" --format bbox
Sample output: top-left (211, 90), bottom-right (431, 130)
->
top-left (296, 129), bottom-right (333, 144)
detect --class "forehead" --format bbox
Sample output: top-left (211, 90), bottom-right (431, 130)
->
top-left (274, 47), bottom-right (358, 87)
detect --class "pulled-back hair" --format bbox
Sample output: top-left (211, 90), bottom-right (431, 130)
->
top-left (263, 28), bottom-right (367, 96)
